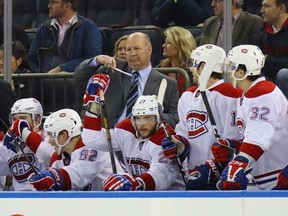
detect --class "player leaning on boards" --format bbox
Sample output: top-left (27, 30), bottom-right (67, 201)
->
top-left (1, 98), bottom-right (54, 191)
top-left (81, 74), bottom-right (189, 190)
top-left (216, 45), bottom-right (288, 190)
top-left (23, 108), bottom-right (125, 191)
top-left (161, 44), bottom-right (242, 190)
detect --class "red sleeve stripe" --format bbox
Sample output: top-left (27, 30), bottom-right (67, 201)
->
top-left (59, 168), bottom-right (72, 191)
top-left (83, 116), bottom-right (102, 130)
top-left (138, 173), bottom-right (156, 190)
top-left (240, 142), bottom-right (264, 161)
top-left (26, 131), bottom-right (42, 153)
top-left (254, 169), bottom-right (281, 179)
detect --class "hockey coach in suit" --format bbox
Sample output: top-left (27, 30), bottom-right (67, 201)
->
top-left (74, 32), bottom-right (179, 128)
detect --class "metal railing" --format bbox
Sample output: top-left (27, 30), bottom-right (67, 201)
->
top-left (0, 72), bottom-right (82, 116)
top-left (0, 68), bottom-right (191, 116)
top-left (156, 67), bottom-right (191, 91)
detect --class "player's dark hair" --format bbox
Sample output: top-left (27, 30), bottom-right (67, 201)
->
top-left (211, 72), bottom-right (223, 80)
top-left (238, 64), bottom-right (260, 81)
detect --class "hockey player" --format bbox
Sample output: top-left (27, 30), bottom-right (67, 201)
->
top-left (82, 74), bottom-right (188, 190)
top-left (25, 108), bottom-right (125, 191)
top-left (161, 44), bottom-right (242, 190)
top-left (1, 98), bottom-right (53, 190)
top-left (217, 45), bottom-right (288, 190)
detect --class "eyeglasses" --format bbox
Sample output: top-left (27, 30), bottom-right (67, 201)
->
top-left (48, 0), bottom-right (62, 6)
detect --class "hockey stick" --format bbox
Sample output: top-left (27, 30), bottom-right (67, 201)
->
top-left (99, 90), bottom-right (117, 174)
top-left (0, 118), bottom-right (38, 174)
top-left (198, 50), bottom-right (235, 155)
top-left (158, 79), bottom-right (187, 185)
top-left (199, 50), bottom-right (224, 140)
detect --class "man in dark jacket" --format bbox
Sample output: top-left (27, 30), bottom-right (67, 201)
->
top-left (28, 0), bottom-right (102, 73)
top-left (253, 0), bottom-right (288, 98)
top-left (151, 0), bottom-right (213, 28)
top-left (198, 0), bottom-right (262, 48)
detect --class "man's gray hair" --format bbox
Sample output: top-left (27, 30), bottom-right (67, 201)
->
top-left (235, 0), bottom-right (244, 8)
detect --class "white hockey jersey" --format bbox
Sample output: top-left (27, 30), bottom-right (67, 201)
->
top-left (82, 116), bottom-right (186, 190)
top-left (49, 138), bottom-right (125, 191)
top-left (236, 77), bottom-right (288, 190)
top-left (0, 130), bottom-right (53, 191)
top-left (176, 80), bottom-right (241, 170)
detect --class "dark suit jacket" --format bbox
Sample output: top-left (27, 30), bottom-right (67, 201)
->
top-left (74, 58), bottom-right (179, 128)
top-left (0, 80), bottom-right (15, 132)
top-left (198, 11), bottom-right (263, 47)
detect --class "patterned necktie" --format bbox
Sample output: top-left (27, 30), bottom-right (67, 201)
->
top-left (126, 71), bottom-right (139, 118)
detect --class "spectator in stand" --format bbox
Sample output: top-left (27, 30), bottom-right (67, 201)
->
top-left (0, 0), bottom-right (30, 51)
top-left (151, 0), bottom-right (214, 28)
top-left (252, 0), bottom-right (288, 99)
top-left (199, 0), bottom-right (262, 48)
top-left (75, 32), bottom-right (179, 128)
top-left (0, 41), bottom-right (36, 99)
top-left (28, 0), bottom-right (102, 73)
top-left (113, 35), bottom-right (128, 59)
top-left (158, 26), bottom-right (197, 95)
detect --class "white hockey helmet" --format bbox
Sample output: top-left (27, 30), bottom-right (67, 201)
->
top-left (132, 95), bottom-right (160, 122)
top-left (44, 109), bottom-right (82, 155)
top-left (10, 98), bottom-right (43, 128)
top-left (227, 45), bottom-right (265, 80)
top-left (44, 108), bottom-right (82, 139)
top-left (190, 44), bottom-right (226, 74)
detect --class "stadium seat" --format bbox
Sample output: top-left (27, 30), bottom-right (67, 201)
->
top-left (99, 27), bottom-right (113, 55)
top-left (85, 0), bottom-right (136, 27)
top-left (110, 26), bottom-right (164, 67)
top-left (12, 0), bottom-right (37, 29)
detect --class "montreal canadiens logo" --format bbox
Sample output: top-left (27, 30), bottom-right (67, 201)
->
top-left (236, 118), bottom-right (246, 139)
top-left (186, 110), bottom-right (208, 138)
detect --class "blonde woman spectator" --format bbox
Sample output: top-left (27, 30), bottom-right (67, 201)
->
top-left (113, 35), bottom-right (128, 59)
top-left (159, 26), bottom-right (197, 95)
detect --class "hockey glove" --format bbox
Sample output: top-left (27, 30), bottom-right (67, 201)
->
top-left (8, 119), bottom-right (32, 140)
top-left (161, 135), bottom-right (189, 162)
top-left (3, 119), bottom-right (31, 153)
top-left (29, 168), bottom-right (63, 191)
top-left (103, 173), bottom-right (142, 191)
top-left (217, 155), bottom-right (251, 190)
top-left (83, 74), bottom-right (110, 106)
top-left (186, 159), bottom-right (223, 190)
top-left (3, 132), bottom-right (18, 153)
top-left (277, 164), bottom-right (288, 190)
top-left (211, 138), bottom-right (237, 163)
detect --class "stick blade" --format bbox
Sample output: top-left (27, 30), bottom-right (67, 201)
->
top-left (199, 50), bottom-right (224, 91)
